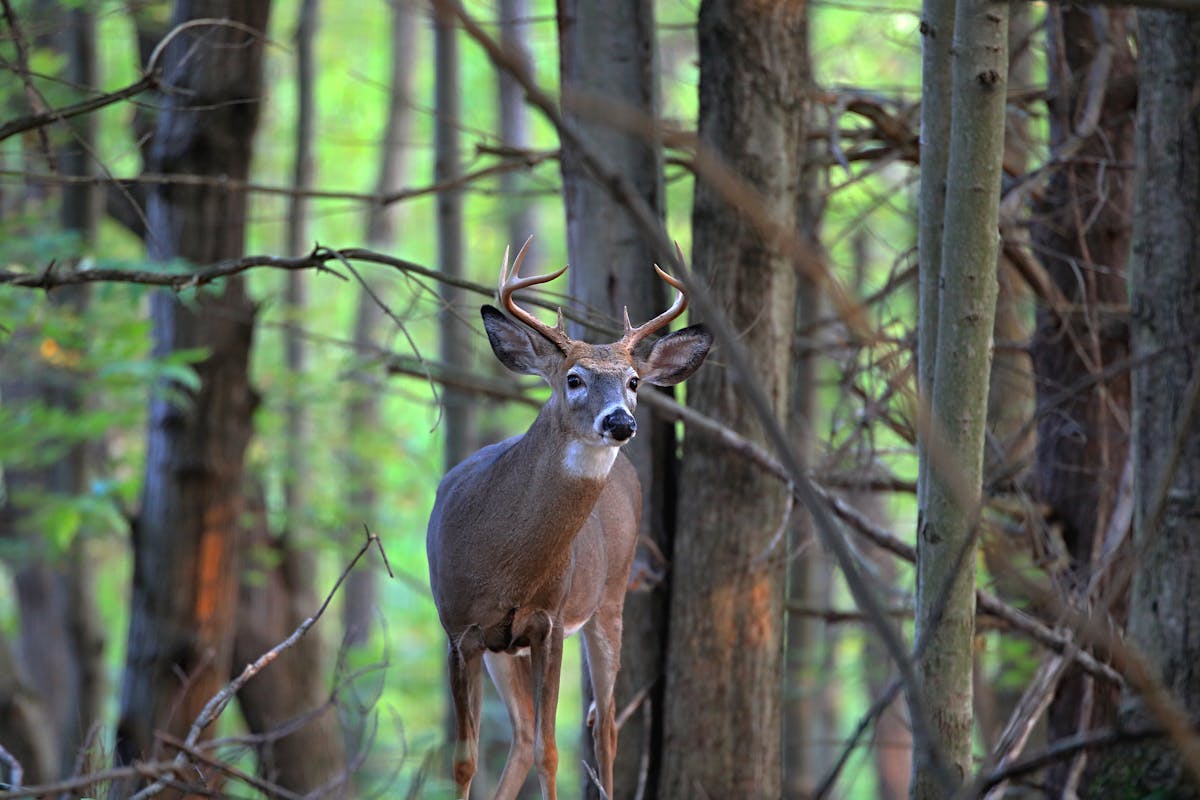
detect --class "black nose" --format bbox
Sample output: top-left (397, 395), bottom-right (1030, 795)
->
top-left (601, 409), bottom-right (637, 442)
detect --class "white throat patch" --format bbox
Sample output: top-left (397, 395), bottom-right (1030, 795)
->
top-left (563, 440), bottom-right (619, 479)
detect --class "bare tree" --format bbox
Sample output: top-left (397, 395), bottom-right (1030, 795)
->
top-left (659, 2), bottom-right (807, 796)
top-left (114, 4), bottom-right (271, 794)
top-left (229, 0), bottom-right (348, 790)
top-left (556, 1), bottom-right (671, 797)
top-left (912, 0), bottom-right (1008, 795)
top-left (1117, 8), bottom-right (1200, 795)
top-left (1029, 11), bottom-right (1135, 789)
top-left (343, 0), bottom-right (420, 650)
top-left (781, 1), bottom-right (829, 793)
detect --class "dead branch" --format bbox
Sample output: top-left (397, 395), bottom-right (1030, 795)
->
top-left (0, 151), bottom-right (550, 209)
top-left (978, 724), bottom-right (1172, 793)
top-left (812, 678), bottom-right (903, 800)
top-left (0, 742), bottom-right (21, 792)
top-left (0, 761), bottom-right (180, 799)
top-left (0, 0), bottom-right (54, 165)
top-left (155, 732), bottom-right (303, 800)
top-left (0, 75), bottom-right (160, 145)
top-left (127, 527), bottom-right (390, 800)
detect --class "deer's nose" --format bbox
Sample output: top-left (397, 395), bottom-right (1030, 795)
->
top-left (601, 409), bottom-right (636, 442)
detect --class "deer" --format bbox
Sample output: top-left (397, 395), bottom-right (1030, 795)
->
top-left (425, 238), bottom-right (712, 800)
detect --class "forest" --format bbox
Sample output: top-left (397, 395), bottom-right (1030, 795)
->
top-left (1, 0), bottom-right (1199, 798)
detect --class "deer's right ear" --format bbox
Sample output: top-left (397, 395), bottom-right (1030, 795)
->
top-left (481, 305), bottom-right (561, 376)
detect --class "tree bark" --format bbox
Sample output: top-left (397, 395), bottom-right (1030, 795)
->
top-left (556, 2), bottom-right (668, 797)
top-left (1029, 10), bottom-right (1135, 789)
top-left (114, 4), bottom-right (270, 795)
top-left (228, 1), bottom-right (347, 791)
top-left (499, 0), bottom-right (537, 257)
top-left (659, 3), bottom-right (805, 796)
top-left (0, 633), bottom-right (57, 786)
top-left (0, 5), bottom-right (104, 778)
top-left (232, 484), bottom-right (346, 792)
top-left (781, 3), bottom-right (826, 791)
top-left (916, 0), bottom-right (955, 513)
top-left (434, 1), bottom-right (475, 476)
top-left (912, 0), bottom-right (1008, 795)
top-left (1115, 9), bottom-right (1200, 795)
top-left (976, 1), bottom-right (1037, 753)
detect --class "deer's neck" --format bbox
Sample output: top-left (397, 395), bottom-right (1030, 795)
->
top-left (497, 408), bottom-right (617, 546)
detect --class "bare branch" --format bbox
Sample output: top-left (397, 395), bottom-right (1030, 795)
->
top-left (0, 742), bottom-right (22, 792)
top-left (0, 74), bottom-right (160, 145)
top-left (127, 528), bottom-right (388, 799)
top-left (0, 152), bottom-right (551, 209)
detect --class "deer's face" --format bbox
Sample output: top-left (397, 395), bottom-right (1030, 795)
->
top-left (482, 304), bottom-right (712, 471)
top-left (478, 240), bottom-right (713, 478)
top-left (557, 344), bottom-right (641, 446)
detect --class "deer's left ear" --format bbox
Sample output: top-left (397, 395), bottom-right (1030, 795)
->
top-left (636, 324), bottom-right (713, 386)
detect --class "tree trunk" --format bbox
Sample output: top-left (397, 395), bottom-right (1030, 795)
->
top-left (499, 0), bottom-right (537, 257)
top-left (232, 484), bottom-right (346, 792)
top-left (434, 1), bottom-right (475, 474)
top-left (338, 6), bottom-right (419, 781)
top-left (0, 5), bottom-right (104, 778)
top-left (912, 0), bottom-right (1007, 795)
top-left (556, 2), bottom-right (668, 797)
top-left (114, 4), bottom-right (270, 794)
top-left (916, 0), bottom-right (955, 513)
top-left (1029, 10), bottom-right (1135, 790)
top-left (976, 1), bottom-right (1037, 753)
top-left (0, 633), bottom-right (57, 786)
top-left (782, 3), bottom-right (825, 790)
top-left (1115, 9), bottom-right (1200, 795)
top-left (659, 3), bottom-right (805, 796)
top-left (342, 0), bottom-right (419, 651)
top-left (227, 1), bottom-right (347, 791)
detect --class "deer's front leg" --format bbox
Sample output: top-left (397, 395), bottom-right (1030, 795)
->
top-left (447, 636), bottom-right (484, 800)
top-left (527, 612), bottom-right (565, 800)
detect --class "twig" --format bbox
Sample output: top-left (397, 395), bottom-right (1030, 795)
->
top-left (0, 153), bottom-right (551, 207)
top-left (812, 678), bottom-right (903, 799)
top-left (0, 761), bottom-right (180, 799)
top-left (128, 527), bottom-right (387, 799)
top-left (582, 761), bottom-right (611, 800)
top-left (0, 742), bottom-right (22, 791)
top-left (614, 682), bottom-right (653, 731)
top-left (156, 732), bottom-right (303, 800)
top-left (978, 653), bottom-right (1069, 800)
top-left (0, 75), bottom-right (159, 145)
top-left (978, 725), bottom-right (1170, 793)
top-left (0, 0), bottom-right (54, 165)
top-left (321, 248), bottom-right (442, 428)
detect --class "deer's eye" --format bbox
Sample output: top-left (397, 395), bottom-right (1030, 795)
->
top-left (566, 374), bottom-right (583, 390)
top-left (628, 377), bottom-right (640, 391)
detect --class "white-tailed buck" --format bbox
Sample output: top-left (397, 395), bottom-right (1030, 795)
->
top-left (426, 238), bottom-right (712, 799)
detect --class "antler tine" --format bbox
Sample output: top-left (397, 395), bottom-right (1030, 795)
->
top-left (622, 259), bottom-right (689, 350)
top-left (498, 236), bottom-right (571, 349)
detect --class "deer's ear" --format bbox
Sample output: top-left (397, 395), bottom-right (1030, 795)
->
top-left (637, 324), bottom-right (712, 386)
top-left (482, 305), bottom-right (562, 376)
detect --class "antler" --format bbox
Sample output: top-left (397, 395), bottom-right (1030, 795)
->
top-left (620, 242), bottom-right (690, 351)
top-left (499, 236), bottom-right (572, 351)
